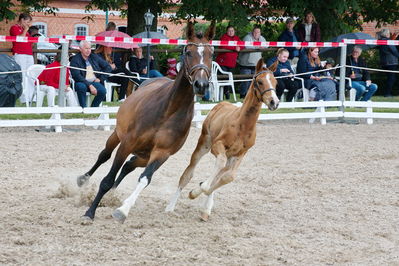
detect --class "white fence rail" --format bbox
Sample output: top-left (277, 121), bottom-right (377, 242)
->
top-left (1, 101), bottom-right (399, 132)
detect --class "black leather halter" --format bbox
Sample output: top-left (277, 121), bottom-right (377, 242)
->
top-left (183, 42), bottom-right (212, 85)
top-left (253, 70), bottom-right (276, 100)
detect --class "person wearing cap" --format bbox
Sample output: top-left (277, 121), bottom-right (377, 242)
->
top-left (346, 46), bottom-right (378, 101)
top-left (278, 17), bottom-right (301, 65)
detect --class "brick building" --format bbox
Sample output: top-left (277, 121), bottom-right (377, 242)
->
top-left (0, 0), bottom-right (398, 49)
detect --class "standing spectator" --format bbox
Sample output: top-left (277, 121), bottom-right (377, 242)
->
top-left (297, 11), bottom-right (321, 42)
top-left (278, 18), bottom-right (301, 65)
top-left (378, 29), bottom-right (399, 97)
top-left (237, 25), bottom-right (266, 98)
top-left (37, 53), bottom-right (78, 107)
top-left (129, 47), bottom-right (163, 83)
top-left (70, 40), bottom-right (112, 107)
top-left (346, 46), bottom-right (378, 101)
top-left (297, 47), bottom-right (336, 101)
top-left (267, 48), bottom-right (301, 101)
top-left (215, 25), bottom-right (241, 99)
top-left (10, 13), bottom-right (34, 104)
top-left (95, 45), bottom-right (131, 101)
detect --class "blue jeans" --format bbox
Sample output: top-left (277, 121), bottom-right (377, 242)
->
top-left (75, 82), bottom-right (106, 107)
top-left (351, 81), bottom-right (378, 101)
top-left (239, 66), bottom-right (255, 97)
top-left (137, 70), bottom-right (163, 84)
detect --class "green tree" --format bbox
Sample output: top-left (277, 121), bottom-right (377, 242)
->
top-left (0, 0), bottom-right (57, 21)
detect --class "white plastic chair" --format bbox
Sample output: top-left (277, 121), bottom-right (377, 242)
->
top-left (211, 61), bottom-right (236, 102)
top-left (104, 79), bottom-right (122, 102)
top-left (26, 64), bottom-right (46, 107)
top-left (290, 64), bottom-right (308, 102)
top-left (69, 78), bottom-right (91, 107)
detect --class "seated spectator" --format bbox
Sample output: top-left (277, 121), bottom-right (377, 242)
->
top-left (267, 48), bottom-right (301, 102)
top-left (296, 11), bottom-right (321, 42)
top-left (129, 47), bottom-right (163, 83)
top-left (278, 18), bottom-right (301, 65)
top-left (378, 29), bottom-right (399, 97)
top-left (215, 25), bottom-right (241, 99)
top-left (70, 40), bottom-right (112, 107)
top-left (95, 45), bottom-right (131, 101)
top-left (346, 46), bottom-right (378, 101)
top-left (297, 47), bottom-right (336, 101)
top-left (37, 53), bottom-right (78, 107)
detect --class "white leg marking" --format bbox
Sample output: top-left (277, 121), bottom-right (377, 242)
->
top-left (203, 192), bottom-right (214, 216)
top-left (165, 188), bottom-right (182, 212)
top-left (117, 176), bottom-right (148, 217)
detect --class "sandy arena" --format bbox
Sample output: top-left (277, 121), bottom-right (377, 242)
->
top-left (0, 121), bottom-right (398, 265)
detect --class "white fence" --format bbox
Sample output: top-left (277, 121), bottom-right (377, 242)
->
top-left (1, 101), bottom-right (399, 132)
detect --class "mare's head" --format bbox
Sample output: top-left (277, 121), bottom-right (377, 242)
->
top-left (182, 21), bottom-right (215, 96)
top-left (252, 59), bottom-right (279, 111)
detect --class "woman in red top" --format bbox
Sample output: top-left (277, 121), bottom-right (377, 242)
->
top-left (215, 25), bottom-right (241, 99)
top-left (37, 54), bottom-right (78, 107)
top-left (10, 13), bottom-right (35, 104)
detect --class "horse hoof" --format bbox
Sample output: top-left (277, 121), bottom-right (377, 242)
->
top-left (80, 215), bottom-right (93, 225)
top-left (200, 212), bottom-right (209, 222)
top-left (188, 190), bottom-right (196, 199)
top-left (112, 209), bottom-right (127, 224)
top-left (165, 204), bottom-right (175, 213)
top-left (77, 173), bottom-right (90, 187)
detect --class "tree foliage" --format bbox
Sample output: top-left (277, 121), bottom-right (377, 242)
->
top-left (1, 0), bottom-right (399, 40)
top-left (0, 0), bottom-right (57, 22)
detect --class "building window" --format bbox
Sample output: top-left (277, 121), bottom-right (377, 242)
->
top-left (117, 26), bottom-right (127, 33)
top-left (33, 22), bottom-right (47, 36)
top-left (157, 26), bottom-right (166, 35)
top-left (74, 24), bottom-right (89, 36)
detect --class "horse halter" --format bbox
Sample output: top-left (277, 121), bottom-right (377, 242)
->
top-left (183, 42), bottom-right (213, 85)
top-left (253, 70), bottom-right (276, 100)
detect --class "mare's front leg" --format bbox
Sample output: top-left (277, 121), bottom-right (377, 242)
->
top-left (77, 131), bottom-right (120, 187)
top-left (83, 140), bottom-right (132, 220)
top-left (112, 150), bottom-right (169, 223)
top-left (165, 131), bottom-right (211, 212)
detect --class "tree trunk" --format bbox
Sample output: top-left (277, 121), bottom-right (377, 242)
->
top-left (127, 0), bottom-right (159, 36)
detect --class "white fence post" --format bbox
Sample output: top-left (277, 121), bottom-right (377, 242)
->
top-left (366, 101), bottom-right (373, 125)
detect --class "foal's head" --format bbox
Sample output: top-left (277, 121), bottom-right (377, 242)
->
top-left (182, 21), bottom-right (215, 96)
top-left (252, 59), bottom-right (279, 111)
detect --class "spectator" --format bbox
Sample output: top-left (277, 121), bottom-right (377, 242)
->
top-left (297, 47), bottom-right (336, 101)
top-left (278, 18), bottom-right (301, 65)
top-left (10, 13), bottom-right (34, 104)
top-left (28, 25), bottom-right (40, 37)
top-left (95, 45), bottom-right (131, 101)
top-left (378, 29), bottom-right (399, 97)
top-left (267, 48), bottom-right (301, 101)
top-left (129, 47), bottom-right (163, 82)
top-left (237, 25), bottom-right (266, 98)
top-left (346, 46), bottom-right (378, 101)
top-left (37, 53), bottom-right (78, 107)
top-left (106, 21), bottom-right (117, 31)
top-left (297, 11), bottom-right (321, 42)
top-left (215, 25), bottom-right (241, 99)
top-left (70, 40), bottom-right (112, 107)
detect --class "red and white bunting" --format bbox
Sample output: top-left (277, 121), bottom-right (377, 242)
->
top-left (1, 35), bottom-right (398, 47)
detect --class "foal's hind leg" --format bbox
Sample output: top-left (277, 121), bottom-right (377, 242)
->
top-left (113, 150), bottom-right (169, 223)
top-left (77, 131), bottom-right (120, 187)
top-left (165, 131), bottom-right (211, 212)
top-left (83, 140), bottom-right (133, 220)
top-left (113, 156), bottom-right (148, 189)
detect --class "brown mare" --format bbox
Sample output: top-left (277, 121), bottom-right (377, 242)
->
top-left (165, 58), bottom-right (279, 221)
top-left (77, 22), bottom-right (215, 223)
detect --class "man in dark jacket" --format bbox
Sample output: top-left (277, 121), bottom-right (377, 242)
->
top-left (70, 40), bottom-right (112, 107)
top-left (278, 18), bottom-right (300, 64)
top-left (378, 29), bottom-right (399, 97)
top-left (346, 46), bottom-right (378, 101)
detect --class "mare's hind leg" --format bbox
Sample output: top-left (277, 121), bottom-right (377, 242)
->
top-left (113, 150), bottom-right (170, 223)
top-left (113, 156), bottom-right (148, 189)
top-left (83, 140), bottom-right (133, 220)
top-left (77, 131), bottom-right (120, 187)
top-left (165, 131), bottom-right (211, 212)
